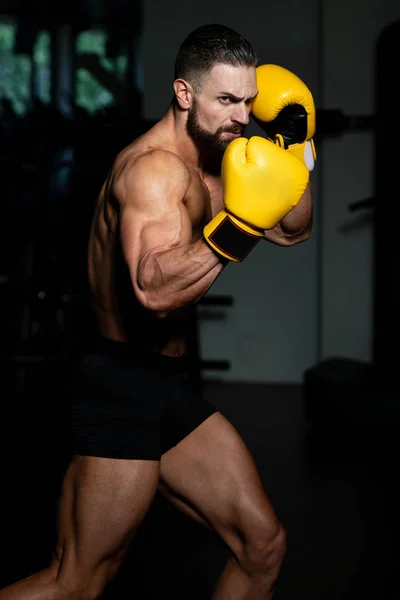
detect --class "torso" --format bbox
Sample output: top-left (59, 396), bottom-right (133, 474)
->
top-left (87, 119), bottom-right (223, 356)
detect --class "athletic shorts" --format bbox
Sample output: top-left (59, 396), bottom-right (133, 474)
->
top-left (70, 337), bottom-right (217, 460)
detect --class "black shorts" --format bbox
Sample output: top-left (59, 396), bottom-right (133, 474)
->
top-left (70, 337), bottom-right (217, 460)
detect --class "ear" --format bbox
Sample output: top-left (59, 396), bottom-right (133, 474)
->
top-left (173, 78), bottom-right (193, 110)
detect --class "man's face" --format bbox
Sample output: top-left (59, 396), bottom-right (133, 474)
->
top-left (186, 63), bottom-right (258, 162)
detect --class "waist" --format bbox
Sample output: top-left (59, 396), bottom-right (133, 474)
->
top-left (90, 336), bottom-right (190, 374)
top-left (94, 305), bottom-right (190, 357)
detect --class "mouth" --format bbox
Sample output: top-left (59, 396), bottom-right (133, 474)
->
top-left (224, 131), bottom-right (243, 138)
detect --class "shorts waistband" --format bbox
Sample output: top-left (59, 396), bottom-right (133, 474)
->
top-left (92, 336), bottom-right (189, 374)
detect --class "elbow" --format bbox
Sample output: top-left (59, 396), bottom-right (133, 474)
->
top-left (136, 255), bottom-right (166, 317)
top-left (295, 226), bottom-right (312, 243)
top-left (300, 220), bottom-right (313, 241)
top-left (286, 229), bottom-right (312, 246)
top-left (138, 289), bottom-right (174, 318)
top-left (136, 252), bottom-right (177, 317)
top-left (138, 291), bottom-right (169, 318)
top-left (283, 221), bottom-right (313, 245)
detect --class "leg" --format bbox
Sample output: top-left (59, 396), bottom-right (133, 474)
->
top-left (0, 455), bottom-right (159, 599)
top-left (159, 411), bottom-right (286, 600)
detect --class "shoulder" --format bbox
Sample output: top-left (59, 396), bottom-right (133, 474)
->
top-left (112, 148), bottom-right (191, 204)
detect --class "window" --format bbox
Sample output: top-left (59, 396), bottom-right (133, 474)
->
top-left (0, 21), bottom-right (31, 115)
top-left (0, 20), bottom-right (51, 116)
top-left (33, 30), bottom-right (51, 105)
top-left (75, 28), bottom-right (129, 115)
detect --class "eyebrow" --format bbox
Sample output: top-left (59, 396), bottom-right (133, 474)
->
top-left (219, 92), bottom-right (258, 102)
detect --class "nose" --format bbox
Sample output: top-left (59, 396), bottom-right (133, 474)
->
top-left (232, 102), bottom-right (250, 126)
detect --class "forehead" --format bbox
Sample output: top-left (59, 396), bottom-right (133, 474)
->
top-left (204, 63), bottom-right (257, 97)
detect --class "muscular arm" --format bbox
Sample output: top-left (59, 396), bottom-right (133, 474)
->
top-left (114, 150), bottom-right (224, 316)
top-left (263, 180), bottom-right (313, 246)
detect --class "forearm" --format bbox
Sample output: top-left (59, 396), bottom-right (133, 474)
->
top-left (137, 238), bottom-right (224, 314)
top-left (263, 181), bottom-right (313, 246)
top-left (280, 180), bottom-right (312, 236)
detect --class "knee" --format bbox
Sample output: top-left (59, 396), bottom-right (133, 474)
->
top-left (237, 518), bottom-right (287, 576)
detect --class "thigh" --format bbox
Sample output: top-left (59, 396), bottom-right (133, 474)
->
top-left (159, 412), bottom-right (279, 555)
top-left (55, 455), bottom-right (159, 576)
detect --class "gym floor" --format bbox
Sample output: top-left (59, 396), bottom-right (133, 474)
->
top-left (1, 372), bottom-right (398, 599)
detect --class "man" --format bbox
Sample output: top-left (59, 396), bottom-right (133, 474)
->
top-left (0, 23), bottom-right (314, 599)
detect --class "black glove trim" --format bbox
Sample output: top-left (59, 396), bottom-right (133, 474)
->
top-left (208, 215), bottom-right (261, 262)
top-left (252, 104), bottom-right (308, 147)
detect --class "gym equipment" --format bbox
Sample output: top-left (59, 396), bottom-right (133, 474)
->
top-left (187, 294), bottom-right (234, 392)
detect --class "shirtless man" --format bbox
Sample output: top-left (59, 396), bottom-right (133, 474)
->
top-left (0, 23), bottom-right (314, 600)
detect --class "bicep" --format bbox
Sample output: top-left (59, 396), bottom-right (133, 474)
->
top-left (115, 152), bottom-right (192, 295)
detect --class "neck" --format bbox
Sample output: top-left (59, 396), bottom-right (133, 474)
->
top-left (171, 104), bottom-right (203, 169)
top-left (160, 104), bottom-right (220, 175)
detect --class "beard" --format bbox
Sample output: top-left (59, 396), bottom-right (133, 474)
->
top-left (186, 99), bottom-right (245, 173)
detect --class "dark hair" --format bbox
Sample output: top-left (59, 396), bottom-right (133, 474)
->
top-left (174, 24), bottom-right (257, 92)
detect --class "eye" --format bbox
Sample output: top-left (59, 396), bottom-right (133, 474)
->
top-left (219, 96), bottom-right (231, 104)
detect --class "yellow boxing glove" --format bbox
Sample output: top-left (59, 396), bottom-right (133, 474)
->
top-left (251, 64), bottom-right (317, 171)
top-left (203, 136), bottom-right (309, 262)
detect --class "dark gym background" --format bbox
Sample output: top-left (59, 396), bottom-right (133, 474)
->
top-left (0, 1), bottom-right (399, 598)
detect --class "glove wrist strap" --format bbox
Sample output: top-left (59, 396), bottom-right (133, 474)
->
top-left (204, 210), bottom-right (263, 263)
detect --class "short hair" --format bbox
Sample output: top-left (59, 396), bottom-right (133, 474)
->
top-left (174, 24), bottom-right (257, 92)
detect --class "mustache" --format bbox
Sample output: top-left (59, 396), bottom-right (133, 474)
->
top-left (221, 126), bottom-right (246, 135)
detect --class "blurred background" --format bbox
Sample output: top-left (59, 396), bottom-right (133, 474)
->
top-left (0, 0), bottom-right (399, 598)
